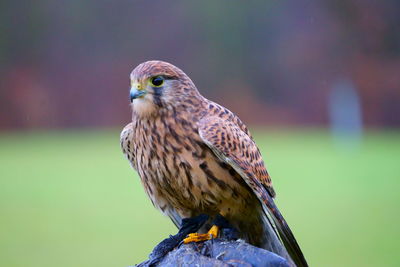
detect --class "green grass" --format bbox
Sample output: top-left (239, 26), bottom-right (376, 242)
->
top-left (0, 128), bottom-right (399, 267)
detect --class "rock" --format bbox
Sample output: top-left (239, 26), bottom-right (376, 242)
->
top-left (135, 239), bottom-right (290, 267)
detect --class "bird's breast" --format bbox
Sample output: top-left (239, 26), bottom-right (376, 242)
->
top-left (131, 116), bottom-right (253, 218)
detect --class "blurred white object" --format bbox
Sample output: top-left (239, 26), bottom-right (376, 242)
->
top-left (329, 78), bottom-right (363, 150)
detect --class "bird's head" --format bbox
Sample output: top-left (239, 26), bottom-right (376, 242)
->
top-left (129, 60), bottom-right (199, 117)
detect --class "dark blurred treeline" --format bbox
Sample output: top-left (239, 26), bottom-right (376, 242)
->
top-left (0, 0), bottom-right (399, 129)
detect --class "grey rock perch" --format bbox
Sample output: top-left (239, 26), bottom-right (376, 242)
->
top-left (135, 239), bottom-right (290, 267)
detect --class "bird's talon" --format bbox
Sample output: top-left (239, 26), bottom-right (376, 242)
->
top-left (208, 225), bottom-right (219, 238)
top-left (187, 233), bottom-right (198, 237)
top-left (183, 233), bottom-right (211, 243)
top-left (183, 225), bottom-right (219, 244)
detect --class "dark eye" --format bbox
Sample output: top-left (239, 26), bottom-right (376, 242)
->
top-left (150, 76), bottom-right (164, 87)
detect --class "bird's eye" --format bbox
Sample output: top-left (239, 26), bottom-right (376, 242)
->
top-left (150, 76), bottom-right (164, 87)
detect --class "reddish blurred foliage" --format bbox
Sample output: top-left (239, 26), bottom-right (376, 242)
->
top-left (0, 0), bottom-right (399, 130)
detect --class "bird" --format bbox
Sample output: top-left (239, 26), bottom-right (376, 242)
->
top-left (120, 60), bottom-right (308, 267)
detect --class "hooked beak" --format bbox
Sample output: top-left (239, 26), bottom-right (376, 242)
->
top-left (130, 87), bottom-right (146, 102)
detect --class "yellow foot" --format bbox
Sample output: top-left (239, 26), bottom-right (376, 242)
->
top-left (183, 225), bottom-right (219, 244)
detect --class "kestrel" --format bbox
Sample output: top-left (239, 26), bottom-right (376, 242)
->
top-left (121, 61), bottom-right (308, 266)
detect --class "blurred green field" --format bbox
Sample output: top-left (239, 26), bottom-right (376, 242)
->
top-left (0, 128), bottom-right (399, 267)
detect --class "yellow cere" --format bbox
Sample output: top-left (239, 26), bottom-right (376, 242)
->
top-left (131, 81), bottom-right (143, 91)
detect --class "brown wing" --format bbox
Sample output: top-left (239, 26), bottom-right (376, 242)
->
top-left (198, 116), bottom-right (275, 197)
top-left (120, 122), bottom-right (137, 170)
top-left (198, 116), bottom-right (308, 267)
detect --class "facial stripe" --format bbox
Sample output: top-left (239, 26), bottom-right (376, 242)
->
top-left (152, 86), bottom-right (163, 107)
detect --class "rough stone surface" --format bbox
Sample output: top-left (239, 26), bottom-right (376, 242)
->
top-left (134, 239), bottom-right (290, 267)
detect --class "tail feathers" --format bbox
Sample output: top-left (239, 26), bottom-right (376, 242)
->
top-left (273, 215), bottom-right (308, 267)
top-left (260, 212), bottom-right (294, 264)
top-left (262, 199), bottom-right (308, 267)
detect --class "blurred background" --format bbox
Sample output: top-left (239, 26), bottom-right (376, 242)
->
top-left (1, 0), bottom-right (399, 266)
